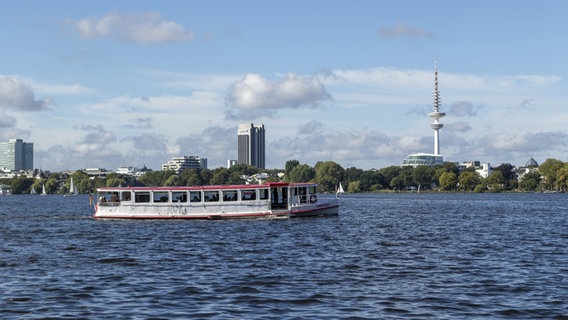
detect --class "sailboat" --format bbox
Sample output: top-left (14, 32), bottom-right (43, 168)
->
top-left (30, 186), bottom-right (38, 195)
top-left (41, 184), bottom-right (47, 196)
top-left (336, 182), bottom-right (345, 198)
top-left (65, 177), bottom-right (79, 197)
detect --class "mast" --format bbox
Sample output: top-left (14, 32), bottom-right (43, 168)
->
top-left (428, 61), bottom-right (446, 155)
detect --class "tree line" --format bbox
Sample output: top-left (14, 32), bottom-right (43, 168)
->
top-left (2, 158), bottom-right (566, 195)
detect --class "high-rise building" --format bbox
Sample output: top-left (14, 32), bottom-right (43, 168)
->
top-left (0, 138), bottom-right (34, 171)
top-left (237, 123), bottom-right (265, 169)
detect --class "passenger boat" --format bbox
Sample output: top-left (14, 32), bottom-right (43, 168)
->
top-left (94, 182), bottom-right (339, 219)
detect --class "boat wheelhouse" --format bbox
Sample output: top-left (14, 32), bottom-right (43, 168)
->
top-left (94, 182), bottom-right (339, 219)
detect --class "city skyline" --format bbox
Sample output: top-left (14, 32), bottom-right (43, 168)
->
top-left (1, 1), bottom-right (568, 171)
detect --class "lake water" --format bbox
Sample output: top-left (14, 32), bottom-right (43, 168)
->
top-left (1, 193), bottom-right (567, 319)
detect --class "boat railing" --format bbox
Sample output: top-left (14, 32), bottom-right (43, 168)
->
top-left (98, 201), bottom-right (121, 207)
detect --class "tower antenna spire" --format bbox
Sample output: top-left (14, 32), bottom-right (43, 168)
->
top-left (428, 60), bottom-right (445, 155)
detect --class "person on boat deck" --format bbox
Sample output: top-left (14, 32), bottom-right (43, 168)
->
top-left (99, 196), bottom-right (106, 202)
top-left (111, 193), bottom-right (119, 202)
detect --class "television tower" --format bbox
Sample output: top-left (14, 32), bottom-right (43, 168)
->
top-left (428, 61), bottom-right (445, 155)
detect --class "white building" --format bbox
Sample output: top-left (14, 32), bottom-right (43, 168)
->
top-left (402, 153), bottom-right (444, 168)
top-left (162, 156), bottom-right (207, 173)
top-left (475, 163), bottom-right (492, 178)
top-left (227, 159), bottom-right (237, 168)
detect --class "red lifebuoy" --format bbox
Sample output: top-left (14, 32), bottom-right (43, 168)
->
top-left (310, 195), bottom-right (317, 203)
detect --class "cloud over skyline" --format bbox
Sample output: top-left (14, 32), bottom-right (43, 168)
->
top-left (67, 11), bottom-right (195, 44)
top-left (0, 76), bottom-right (51, 112)
top-left (225, 73), bottom-right (333, 119)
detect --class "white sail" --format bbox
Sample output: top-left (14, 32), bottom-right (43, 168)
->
top-left (336, 182), bottom-right (345, 198)
top-left (41, 184), bottom-right (47, 196)
top-left (65, 177), bottom-right (78, 196)
top-left (30, 187), bottom-right (37, 195)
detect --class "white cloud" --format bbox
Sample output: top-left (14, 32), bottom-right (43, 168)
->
top-left (0, 76), bottom-right (51, 111)
top-left (225, 73), bottom-right (332, 119)
top-left (68, 11), bottom-right (195, 44)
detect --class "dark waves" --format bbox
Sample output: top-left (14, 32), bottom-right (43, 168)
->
top-left (1, 193), bottom-right (567, 319)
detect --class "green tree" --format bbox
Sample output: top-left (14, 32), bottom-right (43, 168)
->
top-left (347, 180), bottom-right (361, 193)
top-left (389, 174), bottom-right (405, 191)
top-left (181, 168), bottom-right (203, 186)
top-left (483, 171), bottom-right (505, 192)
top-left (45, 178), bottom-right (59, 194)
top-left (518, 170), bottom-right (541, 191)
top-left (493, 163), bottom-right (517, 190)
top-left (358, 170), bottom-right (385, 191)
top-left (344, 167), bottom-right (364, 186)
top-left (289, 164), bottom-right (315, 183)
top-left (138, 170), bottom-right (176, 186)
top-left (106, 177), bottom-right (127, 187)
top-left (539, 158), bottom-right (564, 191)
top-left (227, 171), bottom-right (246, 185)
top-left (413, 166), bottom-right (435, 191)
top-left (200, 169), bottom-right (213, 185)
top-left (314, 161), bottom-right (345, 192)
top-left (164, 174), bottom-right (183, 186)
top-left (555, 166), bottom-right (568, 192)
top-left (439, 172), bottom-right (458, 191)
top-left (10, 177), bottom-right (34, 194)
top-left (458, 171), bottom-right (481, 191)
top-left (378, 166), bottom-right (402, 188)
top-left (210, 168), bottom-right (229, 185)
top-left (284, 160), bottom-right (300, 181)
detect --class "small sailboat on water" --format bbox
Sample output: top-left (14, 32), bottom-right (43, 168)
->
top-left (336, 182), bottom-right (345, 198)
top-left (65, 177), bottom-right (79, 197)
top-left (30, 186), bottom-right (37, 195)
top-left (41, 184), bottom-right (47, 196)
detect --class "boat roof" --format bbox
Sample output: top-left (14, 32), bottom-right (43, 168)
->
top-left (97, 182), bottom-right (317, 192)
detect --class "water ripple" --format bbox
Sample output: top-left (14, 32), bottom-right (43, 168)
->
top-left (1, 193), bottom-right (567, 319)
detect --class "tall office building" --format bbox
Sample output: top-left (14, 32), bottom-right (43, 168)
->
top-left (237, 123), bottom-right (265, 169)
top-left (0, 138), bottom-right (34, 171)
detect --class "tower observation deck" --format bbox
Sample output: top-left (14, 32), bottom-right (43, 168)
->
top-left (428, 61), bottom-right (445, 155)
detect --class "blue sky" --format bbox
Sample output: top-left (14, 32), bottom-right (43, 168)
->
top-left (1, 1), bottom-right (568, 171)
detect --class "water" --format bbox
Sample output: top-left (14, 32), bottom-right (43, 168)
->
top-left (1, 193), bottom-right (567, 319)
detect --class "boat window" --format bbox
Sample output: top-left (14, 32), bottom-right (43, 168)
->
top-left (190, 191), bottom-right (201, 203)
top-left (121, 191), bottom-right (131, 202)
top-left (241, 189), bottom-right (256, 201)
top-left (223, 190), bottom-right (237, 202)
top-left (309, 186), bottom-right (317, 194)
top-left (294, 187), bottom-right (307, 203)
top-left (134, 191), bottom-right (151, 203)
top-left (204, 190), bottom-right (219, 202)
top-left (153, 191), bottom-right (169, 203)
top-left (259, 188), bottom-right (269, 200)
top-left (172, 191), bottom-right (187, 203)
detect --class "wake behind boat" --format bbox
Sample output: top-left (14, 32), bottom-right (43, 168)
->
top-left (94, 182), bottom-right (339, 219)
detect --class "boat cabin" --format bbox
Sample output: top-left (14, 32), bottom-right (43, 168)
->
top-left (97, 182), bottom-right (319, 211)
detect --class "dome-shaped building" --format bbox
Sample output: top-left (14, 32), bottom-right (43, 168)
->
top-left (525, 157), bottom-right (539, 168)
